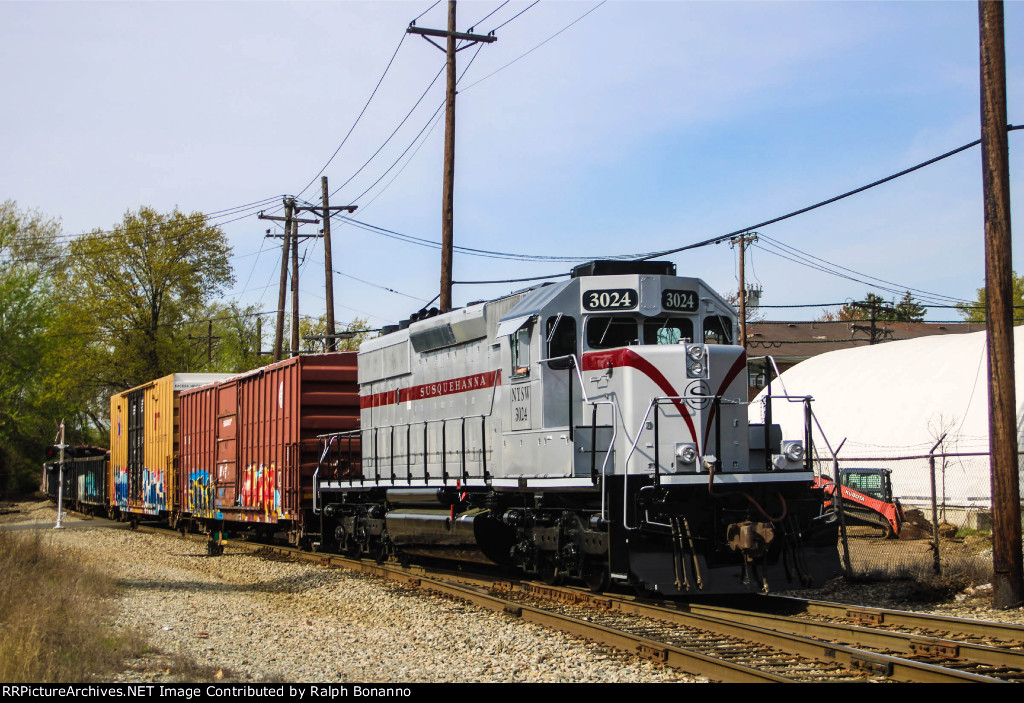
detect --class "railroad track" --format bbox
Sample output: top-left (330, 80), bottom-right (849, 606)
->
top-left (218, 537), bottom-right (1020, 683)
top-left (76, 516), bottom-right (1015, 683)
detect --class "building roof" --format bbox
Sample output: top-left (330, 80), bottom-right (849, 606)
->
top-left (745, 320), bottom-right (986, 361)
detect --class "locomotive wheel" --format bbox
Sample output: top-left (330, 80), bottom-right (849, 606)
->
top-left (539, 556), bottom-right (564, 586)
top-left (583, 558), bottom-right (610, 593)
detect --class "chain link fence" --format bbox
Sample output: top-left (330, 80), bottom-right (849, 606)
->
top-left (810, 450), bottom-right (1024, 583)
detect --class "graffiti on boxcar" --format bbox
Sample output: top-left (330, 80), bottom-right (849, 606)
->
top-left (140, 467), bottom-right (166, 515)
top-left (188, 470), bottom-right (219, 519)
top-left (114, 467), bottom-right (129, 509)
top-left (240, 463), bottom-right (281, 520)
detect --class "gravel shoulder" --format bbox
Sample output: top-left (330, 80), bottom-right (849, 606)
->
top-left (1, 499), bottom-right (700, 683)
top-left (5, 498), bottom-right (1023, 683)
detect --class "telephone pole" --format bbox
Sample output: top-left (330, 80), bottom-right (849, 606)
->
top-left (851, 297), bottom-right (895, 345)
top-left (187, 320), bottom-right (221, 368)
top-left (731, 232), bottom-right (758, 347)
top-left (259, 202), bottom-right (319, 360)
top-left (408, 1), bottom-right (496, 312)
top-left (293, 179), bottom-right (357, 352)
top-left (290, 215), bottom-right (300, 356)
top-left (978, 0), bottom-right (1022, 609)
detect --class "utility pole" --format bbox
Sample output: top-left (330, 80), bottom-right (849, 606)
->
top-left (294, 180), bottom-right (357, 353)
top-left (408, 1), bottom-right (496, 312)
top-left (731, 232), bottom-right (758, 347)
top-left (291, 215), bottom-right (300, 357)
top-left (259, 202), bottom-right (318, 360)
top-left (187, 320), bottom-right (221, 368)
top-left (851, 297), bottom-right (895, 345)
top-left (979, 0), bottom-right (1022, 609)
top-left (267, 199), bottom-right (292, 362)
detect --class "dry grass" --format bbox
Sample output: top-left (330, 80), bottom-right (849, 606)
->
top-left (0, 530), bottom-right (144, 682)
top-left (845, 551), bottom-right (995, 603)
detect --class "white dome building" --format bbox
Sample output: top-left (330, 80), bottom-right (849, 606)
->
top-left (750, 327), bottom-right (1024, 516)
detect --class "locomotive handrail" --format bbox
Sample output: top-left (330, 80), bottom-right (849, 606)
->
top-left (317, 415), bottom-right (492, 488)
top-left (312, 434), bottom-right (339, 515)
top-left (622, 392), bottom-right (747, 531)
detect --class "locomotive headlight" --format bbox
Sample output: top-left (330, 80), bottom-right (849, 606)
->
top-left (688, 361), bottom-right (706, 378)
top-left (676, 444), bottom-right (697, 464)
top-left (783, 441), bottom-right (805, 463)
top-left (687, 345), bottom-right (705, 362)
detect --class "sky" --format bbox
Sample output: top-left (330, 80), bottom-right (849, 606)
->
top-left (2, 0), bottom-right (1022, 331)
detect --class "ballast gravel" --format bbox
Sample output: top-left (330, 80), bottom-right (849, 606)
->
top-left (4, 502), bottom-right (700, 683)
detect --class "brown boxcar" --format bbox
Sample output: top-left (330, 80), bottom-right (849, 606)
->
top-left (110, 373), bottom-right (232, 522)
top-left (178, 353), bottom-right (359, 544)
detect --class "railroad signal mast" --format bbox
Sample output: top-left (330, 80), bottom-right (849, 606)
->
top-left (54, 420), bottom-right (65, 530)
top-left (408, 1), bottom-right (496, 312)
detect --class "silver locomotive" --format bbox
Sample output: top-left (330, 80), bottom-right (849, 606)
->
top-left (316, 260), bottom-right (838, 594)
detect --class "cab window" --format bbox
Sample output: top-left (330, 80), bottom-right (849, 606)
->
top-left (511, 324), bottom-right (532, 377)
top-left (703, 315), bottom-right (733, 345)
top-left (643, 316), bottom-right (693, 345)
top-left (586, 317), bottom-right (637, 349)
top-left (546, 315), bottom-right (577, 369)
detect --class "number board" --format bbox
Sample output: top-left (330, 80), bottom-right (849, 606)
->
top-left (662, 289), bottom-right (699, 312)
top-left (583, 288), bottom-right (638, 311)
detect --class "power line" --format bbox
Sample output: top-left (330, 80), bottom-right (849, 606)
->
top-left (758, 233), bottom-right (969, 304)
top-left (467, 1), bottom-right (509, 32)
top-left (489, 0), bottom-right (540, 33)
top-left (329, 62), bottom-right (447, 201)
top-left (461, 1), bottom-right (606, 93)
top-left (411, 0), bottom-right (441, 25)
top-left (639, 126), bottom-right (1024, 262)
top-left (295, 32), bottom-right (408, 199)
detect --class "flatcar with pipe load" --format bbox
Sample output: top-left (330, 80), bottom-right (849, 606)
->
top-left (316, 260), bottom-right (839, 594)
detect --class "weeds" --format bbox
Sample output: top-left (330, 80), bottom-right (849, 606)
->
top-left (843, 557), bottom-right (994, 603)
top-left (0, 530), bottom-right (144, 682)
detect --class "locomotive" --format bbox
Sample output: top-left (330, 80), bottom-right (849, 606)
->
top-left (316, 260), bottom-right (840, 594)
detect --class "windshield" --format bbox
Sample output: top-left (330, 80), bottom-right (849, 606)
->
top-left (643, 316), bottom-right (693, 345)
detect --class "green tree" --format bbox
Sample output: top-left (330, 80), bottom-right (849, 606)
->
top-left (0, 202), bottom-right (85, 494)
top-left (892, 291), bottom-right (926, 322)
top-left (956, 272), bottom-right (1024, 324)
top-left (56, 207), bottom-right (234, 428)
